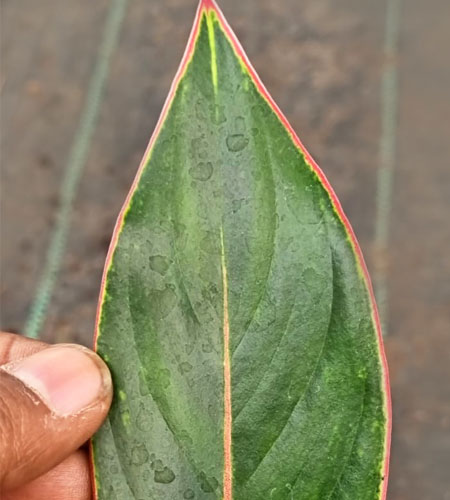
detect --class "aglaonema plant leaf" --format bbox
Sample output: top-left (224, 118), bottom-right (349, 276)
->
top-left (91, 1), bottom-right (391, 499)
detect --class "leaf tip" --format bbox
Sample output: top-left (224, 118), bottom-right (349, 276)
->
top-left (199, 0), bottom-right (220, 13)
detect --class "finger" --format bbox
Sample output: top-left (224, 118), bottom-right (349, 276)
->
top-left (4, 450), bottom-right (91, 500)
top-left (0, 343), bottom-right (112, 491)
top-left (0, 332), bottom-right (48, 365)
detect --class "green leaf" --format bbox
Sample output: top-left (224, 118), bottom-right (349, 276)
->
top-left (91, 1), bottom-right (391, 499)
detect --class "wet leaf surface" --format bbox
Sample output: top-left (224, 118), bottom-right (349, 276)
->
top-left (92, 1), bottom-right (390, 498)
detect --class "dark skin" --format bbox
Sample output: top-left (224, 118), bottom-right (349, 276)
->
top-left (0, 332), bottom-right (113, 499)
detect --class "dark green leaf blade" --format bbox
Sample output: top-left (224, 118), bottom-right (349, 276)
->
top-left (91, 1), bottom-right (391, 499)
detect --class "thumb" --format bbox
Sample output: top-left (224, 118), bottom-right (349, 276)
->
top-left (0, 344), bottom-right (112, 491)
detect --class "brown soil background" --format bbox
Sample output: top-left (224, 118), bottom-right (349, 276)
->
top-left (1, 1), bottom-right (449, 498)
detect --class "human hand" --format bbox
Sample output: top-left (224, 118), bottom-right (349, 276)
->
top-left (0, 331), bottom-right (112, 499)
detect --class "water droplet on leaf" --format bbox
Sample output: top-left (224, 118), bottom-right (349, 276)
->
top-left (179, 361), bottom-right (193, 374)
top-left (198, 472), bottom-right (219, 492)
top-left (154, 466), bottom-right (176, 484)
top-left (202, 342), bottom-right (213, 353)
top-left (149, 285), bottom-right (177, 319)
top-left (136, 404), bottom-right (152, 432)
top-left (191, 135), bottom-right (208, 160)
top-left (235, 116), bottom-right (245, 131)
top-left (226, 134), bottom-right (249, 152)
top-left (149, 255), bottom-right (170, 275)
top-left (131, 444), bottom-right (149, 465)
top-left (189, 162), bottom-right (213, 181)
top-left (151, 458), bottom-right (161, 470)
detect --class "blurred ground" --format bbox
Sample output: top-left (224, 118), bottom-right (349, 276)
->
top-left (1, 0), bottom-right (449, 498)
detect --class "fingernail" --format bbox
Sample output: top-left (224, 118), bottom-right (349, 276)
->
top-left (2, 345), bottom-right (111, 416)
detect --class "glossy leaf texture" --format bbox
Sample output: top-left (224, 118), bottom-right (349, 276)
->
top-left (91, 1), bottom-right (391, 499)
